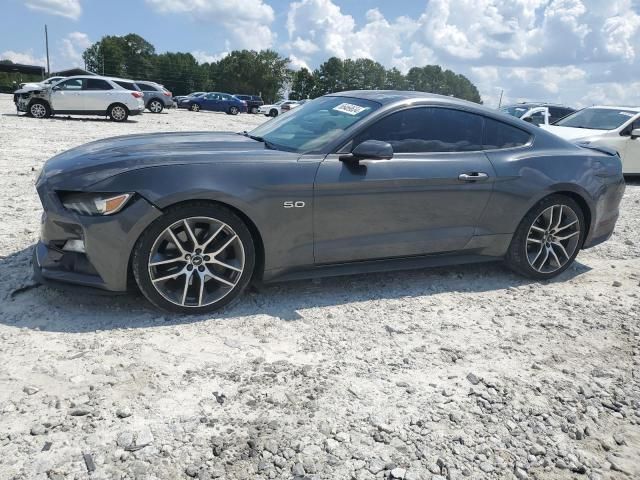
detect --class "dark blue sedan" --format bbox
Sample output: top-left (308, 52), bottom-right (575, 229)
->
top-left (184, 92), bottom-right (247, 115)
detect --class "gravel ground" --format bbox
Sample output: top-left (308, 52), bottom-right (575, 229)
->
top-left (0, 93), bottom-right (639, 480)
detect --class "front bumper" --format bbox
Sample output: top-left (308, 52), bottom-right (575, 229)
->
top-left (33, 186), bottom-right (162, 292)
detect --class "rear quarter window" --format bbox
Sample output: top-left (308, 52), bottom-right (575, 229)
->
top-left (483, 118), bottom-right (531, 150)
top-left (114, 81), bottom-right (139, 91)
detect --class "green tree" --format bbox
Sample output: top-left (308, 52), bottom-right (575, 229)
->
top-left (289, 68), bottom-right (315, 100)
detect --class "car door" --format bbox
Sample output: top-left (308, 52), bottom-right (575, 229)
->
top-left (313, 107), bottom-right (497, 265)
top-left (50, 78), bottom-right (85, 111)
top-left (83, 78), bottom-right (114, 112)
top-left (220, 94), bottom-right (233, 112)
top-left (203, 93), bottom-right (221, 111)
top-left (620, 117), bottom-right (640, 173)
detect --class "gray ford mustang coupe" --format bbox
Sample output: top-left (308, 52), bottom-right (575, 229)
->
top-left (34, 91), bottom-right (625, 313)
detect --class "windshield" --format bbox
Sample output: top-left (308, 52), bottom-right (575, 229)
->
top-left (554, 108), bottom-right (638, 130)
top-left (249, 96), bottom-right (381, 153)
top-left (500, 105), bottom-right (534, 118)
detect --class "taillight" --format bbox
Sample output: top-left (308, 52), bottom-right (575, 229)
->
top-left (164, 91), bottom-right (172, 96)
top-left (131, 91), bottom-right (143, 98)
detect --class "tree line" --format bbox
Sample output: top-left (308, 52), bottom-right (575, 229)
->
top-left (77, 34), bottom-right (481, 103)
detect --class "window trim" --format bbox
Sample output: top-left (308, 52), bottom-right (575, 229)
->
top-left (84, 78), bottom-right (114, 91)
top-left (55, 78), bottom-right (85, 91)
top-left (336, 105), bottom-right (533, 156)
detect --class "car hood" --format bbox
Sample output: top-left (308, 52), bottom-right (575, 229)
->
top-left (541, 125), bottom-right (608, 141)
top-left (38, 131), bottom-right (298, 189)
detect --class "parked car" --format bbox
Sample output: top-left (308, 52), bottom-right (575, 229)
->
top-left (14, 75), bottom-right (144, 122)
top-left (19, 76), bottom-right (66, 90)
top-left (174, 92), bottom-right (206, 106)
top-left (234, 94), bottom-right (264, 114)
top-left (134, 80), bottom-right (174, 113)
top-left (258, 100), bottom-right (299, 117)
top-left (33, 90), bottom-right (624, 313)
top-left (500, 102), bottom-right (576, 126)
top-left (542, 106), bottom-right (640, 174)
top-left (183, 92), bottom-right (247, 115)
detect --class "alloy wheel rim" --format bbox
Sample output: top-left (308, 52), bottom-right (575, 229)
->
top-left (150, 101), bottom-right (162, 112)
top-left (112, 106), bottom-right (126, 120)
top-left (230, 107), bottom-right (238, 114)
top-left (526, 204), bottom-right (580, 274)
top-left (192, 104), bottom-right (199, 111)
top-left (148, 216), bottom-right (245, 308)
top-left (31, 104), bottom-right (46, 118)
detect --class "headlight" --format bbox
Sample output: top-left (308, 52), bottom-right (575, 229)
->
top-left (60, 192), bottom-right (133, 216)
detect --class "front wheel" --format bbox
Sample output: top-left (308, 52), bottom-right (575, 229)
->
top-left (505, 195), bottom-right (585, 279)
top-left (250, 106), bottom-right (258, 114)
top-left (190, 104), bottom-right (200, 112)
top-left (228, 106), bottom-right (239, 115)
top-left (29, 100), bottom-right (50, 119)
top-left (108, 103), bottom-right (128, 122)
top-left (132, 203), bottom-right (255, 314)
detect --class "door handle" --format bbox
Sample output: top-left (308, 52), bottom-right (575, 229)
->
top-left (458, 172), bottom-right (489, 181)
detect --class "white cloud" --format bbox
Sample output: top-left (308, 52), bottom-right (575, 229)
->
top-left (284, 0), bottom-right (640, 107)
top-left (58, 32), bottom-right (91, 68)
top-left (0, 49), bottom-right (46, 66)
top-left (146, 0), bottom-right (276, 50)
top-left (191, 49), bottom-right (228, 64)
top-left (24, 0), bottom-right (82, 20)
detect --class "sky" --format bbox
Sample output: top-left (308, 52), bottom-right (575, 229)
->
top-left (2, 0), bottom-right (640, 107)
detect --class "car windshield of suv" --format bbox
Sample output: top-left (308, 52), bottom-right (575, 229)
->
top-left (248, 96), bottom-right (381, 153)
top-left (554, 108), bottom-right (638, 130)
top-left (500, 105), bottom-right (534, 118)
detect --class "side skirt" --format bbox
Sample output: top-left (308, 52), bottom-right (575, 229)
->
top-left (262, 252), bottom-right (502, 284)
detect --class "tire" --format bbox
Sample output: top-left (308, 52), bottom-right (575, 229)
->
top-left (132, 202), bottom-right (255, 314)
top-left (505, 194), bottom-right (585, 280)
top-left (29, 100), bottom-right (50, 119)
top-left (269, 109), bottom-right (278, 117)
top-left (148, 99), bottom-right (164, 113)
top-left (108, 103), bottom-right (129, 122)
top-left (190, 103), bottom-right (200, 112)
top-left (250, 106), bottom-right (258, 114)
top-left (228, 106), bottom-right (239, 115)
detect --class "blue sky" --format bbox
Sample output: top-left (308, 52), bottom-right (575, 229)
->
top-left (3, 0), bottom-right (640, 107)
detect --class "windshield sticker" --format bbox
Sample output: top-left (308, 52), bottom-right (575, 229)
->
top-left (619, 112), bottom-right (635, 117)
top-left (333, 103), bottom-right (369, 115)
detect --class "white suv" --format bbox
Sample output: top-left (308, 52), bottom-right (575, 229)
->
top-left (14, 75), bottom-right (145, 122)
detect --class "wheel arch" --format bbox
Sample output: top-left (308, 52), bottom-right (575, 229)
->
top-left (108, 102), bottom-right (129, 113)
top-left (147, 97), bottom-right (163, 108)
top-left (127, 198), bottom-right (265, 289)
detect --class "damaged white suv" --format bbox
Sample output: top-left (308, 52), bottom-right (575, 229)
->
top-left (14, 75), bottom-right (145, 122)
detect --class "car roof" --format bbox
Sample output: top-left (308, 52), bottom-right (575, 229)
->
top-left (586, 105), bottom-right (640, 112)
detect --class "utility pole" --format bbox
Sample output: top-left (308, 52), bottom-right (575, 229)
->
top-left (44, 24), bottom-right (50, 77)
top-left (498, 89), bottom-right (504, 108)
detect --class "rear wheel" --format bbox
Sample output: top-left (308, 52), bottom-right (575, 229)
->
top-left (148, 99), bottom-right (164, 113)
top-left (29, 100), bottom-right (50, 119)
top-left (505, 195), bottom-right (585, 279)
top-left (133, 203), bottom-right (255, 314)
top-left (108, 103), bottom-right (128, 122)
top-left (190, 103), bottom-right (200, 112)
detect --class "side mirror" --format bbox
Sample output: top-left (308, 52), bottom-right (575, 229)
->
top-left (631, 128), bottom-right (640, 139)
top-left (341, 140), bottom-right (393, 163)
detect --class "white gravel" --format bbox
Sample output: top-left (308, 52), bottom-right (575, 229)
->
top-left (0, 93), bottom-right (639, 480)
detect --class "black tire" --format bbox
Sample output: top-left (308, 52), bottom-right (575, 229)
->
top-left (147, 99), bottom-right (164, 113)
top-left (132, 202), bottom-right (255, 314)
top-left (228, 106), bottom-right (239, 115)
top-left (107, 103), bottom-right (129, 122)
top-left (505, 194), bottom-right (585, 280)
top-left (269, 109), bottom-right (278, 117)
top-left (250, 106), bottom-right (258, 114)
top-left (29, 100), bottom-right (51, 119)
top-left (190, 103), bottom-right (200, 112)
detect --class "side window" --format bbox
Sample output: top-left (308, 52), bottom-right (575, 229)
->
top-left (137, 83), bottom-right (155, 91)
top-left (85, 79), bottom-right (113, 91)
top-left (353, 107), bottom-right (484, 153)
top-left (529, 111), bottom-right (545, 126)
top-left (483, 118), bottom-right (531, 149)
top-left (57, 79), bottom-right (83, 90)
top-left (114, 81), bottom-right (138, 91)
top-left (221, 94), bottom-right (232, 101)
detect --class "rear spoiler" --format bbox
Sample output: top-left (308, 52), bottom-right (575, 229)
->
top-left (575, 141), bottom-right (618, 156)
